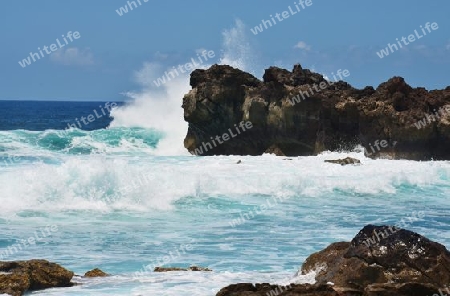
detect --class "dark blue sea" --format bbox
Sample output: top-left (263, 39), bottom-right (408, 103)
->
top-left (0, 100), bottom-right (119, 131)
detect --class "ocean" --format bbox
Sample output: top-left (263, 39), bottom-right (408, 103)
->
top-left (0, 100), bottom-right (449, 295)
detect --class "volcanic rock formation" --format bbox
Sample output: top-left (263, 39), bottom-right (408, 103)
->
top-left (216, 225), bottom-right (450, 295)
top-left (182, 64), bottom-right (450, 160)
top-left (0, 260), bottom-right (74, 296)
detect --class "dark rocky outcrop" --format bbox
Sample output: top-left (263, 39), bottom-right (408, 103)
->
top-left (302, 225), bottom-right (450, 292)
top-left (0, 260), bottom-right (74, 296)
top-left (324, 157), bottom-right (361, 165)
top-left (216, 282), bottom-right (441, 296)
top-left (183, 64), bottom-right (450, 160)
top-left (265, 144), bottom-right (287, 156)
top-left (216, 283), bottom-right (338, 296)
top-left (216, 225), bottom-right (450, 295)
top-left (154, 266), bottom-right (212, 272)
top-left (84, 268), bottom-right (108, 277)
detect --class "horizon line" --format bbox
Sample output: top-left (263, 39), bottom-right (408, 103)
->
top-left (0, 99), bottom-right (127, 103)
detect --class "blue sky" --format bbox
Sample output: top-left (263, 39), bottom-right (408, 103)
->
top-left (1, 0), bottom-right (449, 101)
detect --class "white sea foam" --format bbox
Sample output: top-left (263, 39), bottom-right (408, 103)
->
top-left (0, 151), bottom-right (448, 215)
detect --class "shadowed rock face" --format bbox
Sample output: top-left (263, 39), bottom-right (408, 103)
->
top-left (183, 64), bottom-right (450, 160)
top-left (216, 225), bottom-right (450, 295)
top-left (216, 283), bottom-right (441, 296)
top-left (301, 225), bottom-right (450, 290)
top-left (216, 283), bottom-right (338, 296)
top-left (0, 260), bottom-right (74, 296)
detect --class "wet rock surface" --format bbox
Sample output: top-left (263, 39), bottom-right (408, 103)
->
top-left (154, 266), bottom-right (212, 272)
top-left (216, 283), bottom-right (338, 296)
top-left (0, 260), bottom-right (74, 296)
top-left (216, 283), bottom-right (442, 296)
top-left (84, 268), bottom-right (109, 277)
top-left (302, 225), bottom-right (450, 290)
top-left (324, 157), bottom-right (361, 165)
top-left (216, 225), bottom-right (450, 296)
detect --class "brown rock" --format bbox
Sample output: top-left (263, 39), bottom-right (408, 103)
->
top-left (154, 266), bottom-right (212, 272)
top-left (217, 225), bottom-right (450, 295)
top-left (188, 266), bottom-right (212, 271)
top-left (216, 283), bottom-right (338, 296)
top-left (216, 282), bottom-right (442, 296)
top-left (183, 64), bottom-right (450, 160)
top-left (301, 225), bottom-right (450, 293)
top-left (324, 157), bottom-right (361, 165)
top-left (154, 267), bottom-right (187, 272)
top-left (364, 282), bottom-right (441, 296)
top-left (0, 272), bottom-right (30, 296)
top-left (84, 268), bottom-right (109, 277)
top-left (0, 260), bottom-right (73, 296)
top-left (265, 144), bottom-right (286, 156)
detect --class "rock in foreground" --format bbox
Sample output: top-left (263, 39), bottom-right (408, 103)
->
top-left (216, 282), bottom-right (441, 296)
top-left (216, 225), bottom-right (449, 295)
top-left (216, 283), bottom-right (338, 296)
top-left (0, 260), bottom-right (74, 296)
top-left (302, 225), bottom-right (450, 293)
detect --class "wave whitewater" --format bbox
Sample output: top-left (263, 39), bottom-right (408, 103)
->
top-left (0, 127), bottom-right (163, 157)
top-left (0, 147), bottom-right (448, 217)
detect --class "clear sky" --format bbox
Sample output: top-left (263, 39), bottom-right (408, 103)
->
top-left (1, 0), bottom-right (449, 101)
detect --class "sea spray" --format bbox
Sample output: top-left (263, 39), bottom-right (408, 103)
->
top-left (219, 19), bottom-right (259, 75)
top-left (109, 19), bottom-right (259, 156)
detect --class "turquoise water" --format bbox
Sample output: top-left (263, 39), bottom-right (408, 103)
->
top-left (0, 128), bottom-right (449, 295)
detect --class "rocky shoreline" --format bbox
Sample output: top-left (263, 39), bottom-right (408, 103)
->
top-left (2, 225), bottom-right (449, 295)
top-left (182, 64), bottom-right (450, 160)
top-left (217, 225), bottom-right (450, 296)
top-left (0, 260), bottom-right (74, 296)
